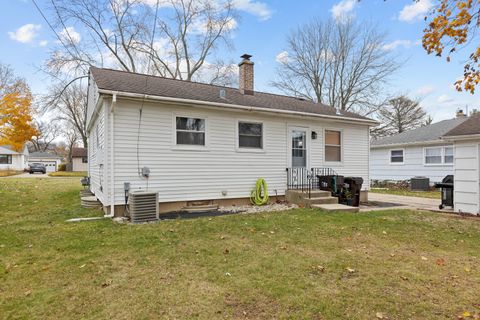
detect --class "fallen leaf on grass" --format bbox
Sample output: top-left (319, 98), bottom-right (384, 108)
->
top-left (223, 248), bottom-right (229, 254)
top-left (400, 276), bottom-right (408, 281)
top-left (101, 280), bottom-right (112, 288)
top-left (465, 267), bottom-right (471, 273)
top-left (24, 290), bottom-right (32, 297)
top-left (436, 258), bottom-right (445, 266)
top-left (376, 311), bottom-right (388, 319)
top-left (346, 267), bottom-right (355, 273)
top-left (382, 231), bottom-right (387, 235)
top-left (280, 245), bottom-right (287, 250)
top-left (225, 272), bottom-right (231, 277)
top-left (79, 264), bottom-right (86, 269)
top-left (421, 256), bottom-right (428, 261)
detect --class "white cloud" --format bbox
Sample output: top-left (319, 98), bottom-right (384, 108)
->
top-left (39, 40), bottom-right (48, 47)
top-left (8, 24), bottom-right (41, 43)
top-left (417, 85), bottom-right (435, 96)
top-left (437, 94), bottom-right (453, 103)
top-left (59, 26), bottom-right (81, 44)
top-left (232, 0), bottom-right (272, 21)
top-left (275, 51), bottom-right (289, 64)
top-left (381, 40), bottom-right (414, 51)
top-left (330, 0), bottom-right (357, 21)
top-left (399, 0), bottom-right (433, 22)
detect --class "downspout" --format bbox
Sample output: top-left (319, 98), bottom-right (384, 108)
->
top-left (106, 93), bottom-right (117, 218)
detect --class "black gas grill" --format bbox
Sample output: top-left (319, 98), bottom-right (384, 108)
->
top-left (434, 175), bottom-right (454, 209)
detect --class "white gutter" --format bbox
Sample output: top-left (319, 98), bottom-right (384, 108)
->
top-left (106, 93), bottom-right (116, 218)
top-left (97, 89), bottom-right (379, 126)
top-left (442, 134), bottom-right (480, 141)
top-left (370, 139), bottom-right (449, 149)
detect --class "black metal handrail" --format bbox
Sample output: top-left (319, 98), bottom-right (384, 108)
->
top-left (286, 167), bottom-right (339, 198)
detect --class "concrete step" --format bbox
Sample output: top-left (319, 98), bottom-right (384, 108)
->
top-left (304, 196), bottom-right (338, 206)
top-left (311, 203), bottom-right (359, 213)
top-left (287, 189), bottom-right (331, 198)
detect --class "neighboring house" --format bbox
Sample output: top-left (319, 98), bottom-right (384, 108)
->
top-left (28, 152), bottom-right (62, 172)
top-left (370, 115), bottom-right (468, 184)
top-left (86, 55), bottom-right (377, 216)
top-left (0, 145), bottom-right (29, 171)
top-left (443, 113), bottom-right (480, 215)
top-left (71, 147), bottom-right (88, 172)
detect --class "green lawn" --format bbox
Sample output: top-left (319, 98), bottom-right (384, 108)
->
top-left (0, 170), bottom-right (23, 177)
top-left (1, 179), bottom-right (480, 319)
top-left (48, 171), bottom-right (87, 177)
top-left (370, 188), bottom-right (441, 199)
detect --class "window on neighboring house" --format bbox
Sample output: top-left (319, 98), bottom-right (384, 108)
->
top-left (390, 150), bottom-right (404, 163)
top-left (176, 117), bottom-right (205, 146)
top-left (238, 122), bottom-right (263, 149)
top-left (82, 157), bottom-right (88, 163)
top-left (0, 155), bottom-right (12, 164)
top-left (325, 130), bottom-right (341, 162)
top-left (425, 147), bottom-right (442, 164)
top-left (444, 146), bottom-right (454, 164)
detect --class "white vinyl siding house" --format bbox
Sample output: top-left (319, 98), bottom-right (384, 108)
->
top-left (0, 145), bottom-right (28, 171)
top-left (442, 114), bottom-right (480, 215)
top-left (86, 66), bottom-right (376, 215)
top-left (370, 118), bottom-right (468, 184)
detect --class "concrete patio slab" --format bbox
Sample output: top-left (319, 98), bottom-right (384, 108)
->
top-left (365, 193), bottom-right (453, 213)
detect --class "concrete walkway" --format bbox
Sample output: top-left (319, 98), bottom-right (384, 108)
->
top-left (366, 192), bottom-right (448, 212)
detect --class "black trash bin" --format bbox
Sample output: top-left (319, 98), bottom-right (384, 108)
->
top-left (317, 175), bottom-right (344, 196)
top-left (434, 175), bottom-right (454, 209)
top-left (343, 177), bottom-right (364, 207)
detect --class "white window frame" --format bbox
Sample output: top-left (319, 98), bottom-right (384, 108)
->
top-left (236, 119), bottom-right (265, 153)
top-left (423, 146), bottom-right (454, 166)
top-left (389, 149), bottom-right (405, 165)
top-left (324, 128), bottom-right (343, 165)
top-left (172, 113), bottom-right (209, 151)
top-left (443, 146), bottom-right (454, 164)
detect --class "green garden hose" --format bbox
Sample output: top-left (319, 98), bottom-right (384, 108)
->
top-left (250, 178), bottom-right (269, 205)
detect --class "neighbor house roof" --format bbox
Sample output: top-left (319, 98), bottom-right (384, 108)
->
top-left (371, 117), bottom-right (468, 148)
top-left (29, 152), bottom-right (62, 159)
top-left (0, 145), bottom-right (28, 155)
top-left (443, 113), bottom-right (480, 137)
top-left (90, 67), bottom-right (375, 123)
top-left (71, 147), bottom-right (87, 158)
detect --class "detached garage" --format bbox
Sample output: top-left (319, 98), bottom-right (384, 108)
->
top-left (28, 152), bottom-right (62, 173)
top-left (443, 113), bottom-right (480, 215)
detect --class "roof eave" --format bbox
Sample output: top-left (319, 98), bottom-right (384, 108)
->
top-left (370, 139), bottom-right (448, 149)
top-left (442, 133), bottom-right (480, 141)
top-left (97, 89), bottom-right (379, 126)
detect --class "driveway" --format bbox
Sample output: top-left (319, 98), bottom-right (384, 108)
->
top-left (367, 192), bottom-right (448, 212)
top-left (1, 172), bottom-right (51, 178)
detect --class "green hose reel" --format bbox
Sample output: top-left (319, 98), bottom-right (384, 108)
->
top-left (250, 178), bottom-right (269, 206)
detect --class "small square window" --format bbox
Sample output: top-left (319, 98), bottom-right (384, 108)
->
top-left (425, 147), bottom-right (442, 164)
top-left (238, 122), bottom-right (263, 149)
top-left (176, 117), bottom-right (205, 146)
top-left (390, 150), bottom-right (404, 163)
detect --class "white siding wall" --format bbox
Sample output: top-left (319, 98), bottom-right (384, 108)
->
top-left (370, 145), bottom-right (454, 183)
top-left (88, 100), bottom-right (109, 205)
top-left (72, 157), bottom-right (88, 172)
top-left (0, 154), bottom-right (24, 171)
top-left (453, 141), bottom-right (480, 214)
top-left (102, 99), bottom-right (370, 206)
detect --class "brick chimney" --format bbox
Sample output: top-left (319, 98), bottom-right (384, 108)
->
top-left (456, 109), bottom-right (466, 118)
top-left (238, 54), bottom-right (254, 95)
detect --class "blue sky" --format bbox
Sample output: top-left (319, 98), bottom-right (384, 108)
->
top-left (1, 0), bottom-right (478, 121)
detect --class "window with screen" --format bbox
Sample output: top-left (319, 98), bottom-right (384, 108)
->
top-left (238, 122), bottom-right (263, 149)
top-left (325, 130), bottom-right (341, 162)
top-left (425, 147), bottom-right (442, 164)
top-left (176, 117), bottom-right (205, 146)
top-left (390, 150), bottom-right (404, 163)
top-left (444, 146), bottom-right (453, 164)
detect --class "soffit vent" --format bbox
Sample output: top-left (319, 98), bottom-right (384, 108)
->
top-left (129, 191), bottom-right (159, 223)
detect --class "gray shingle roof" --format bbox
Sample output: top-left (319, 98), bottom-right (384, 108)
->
top-left (29, 152), bottom-right (62, 159)
top-left (371, 117), bottom-right (468, 147)
top-left (443, 113), bottom-right (480, 137)
top-left (90, 67), bottom-right (374, 123)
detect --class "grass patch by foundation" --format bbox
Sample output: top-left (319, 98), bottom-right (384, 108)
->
top-left (1, 178), bottom-right (479, 319)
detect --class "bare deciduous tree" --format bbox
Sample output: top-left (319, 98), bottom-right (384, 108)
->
top-left (372, 95), bottom-right (427, 138)
top-left (30, 120), bottom-right (62, 152)
top-left (45, 0), bottom-right (237, 85)
top-left (42, 83), bottom-right (88, 148)
top-left (271, 18), bottom-right (399, 116)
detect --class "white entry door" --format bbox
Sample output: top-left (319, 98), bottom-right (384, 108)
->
top-left (289, 128), bottom-right (308, 168)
